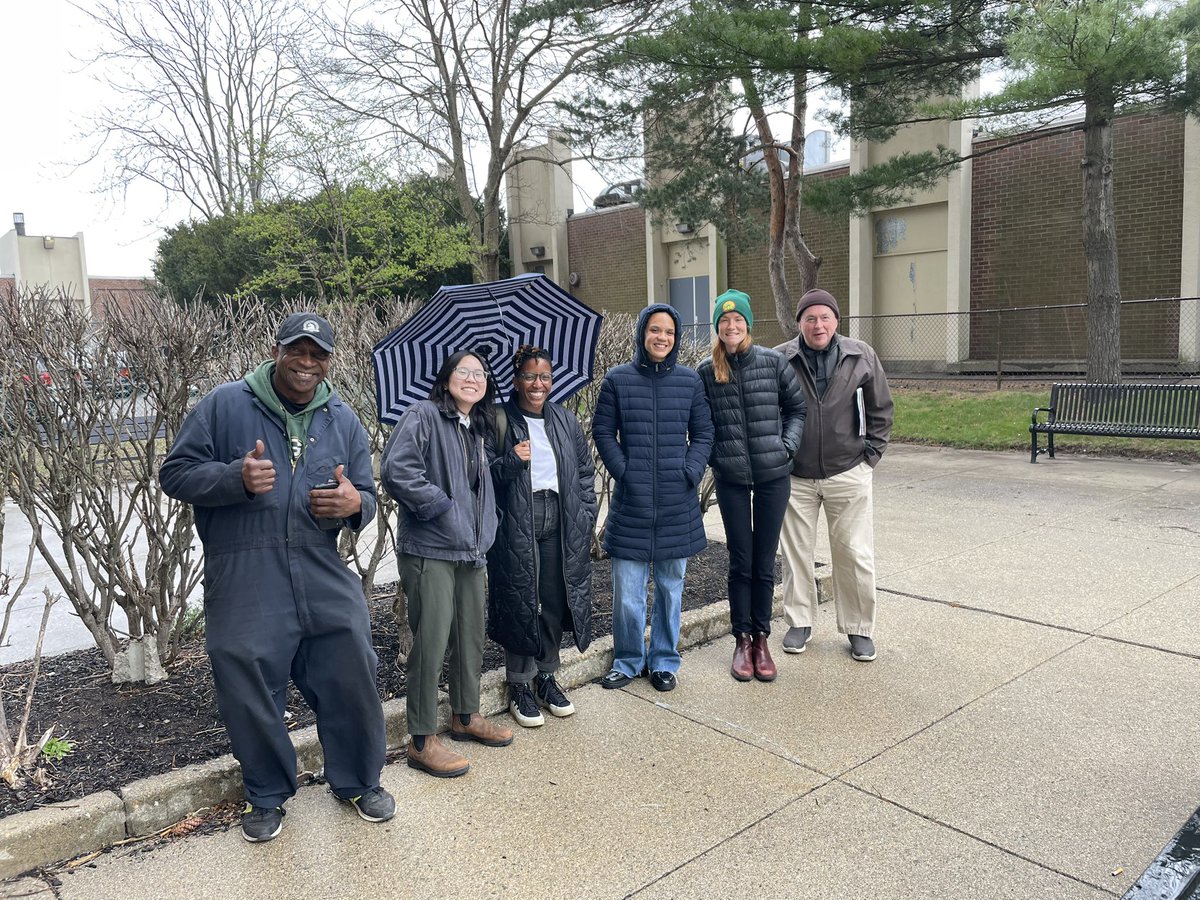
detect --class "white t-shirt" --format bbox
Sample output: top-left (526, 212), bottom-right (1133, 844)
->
top-left (526, 415), bottom-right (559, 492)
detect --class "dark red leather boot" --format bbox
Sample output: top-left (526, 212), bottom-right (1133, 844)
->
top-left (731, 633), bottom-right (754, 681)
top-left (751, 632), bottom-right (777, 682)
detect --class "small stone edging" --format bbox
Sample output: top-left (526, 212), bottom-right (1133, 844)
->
top-left (0, 574), bottom-right (831, 880)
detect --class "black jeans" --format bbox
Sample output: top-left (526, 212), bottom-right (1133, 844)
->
top-left (505, 490), bottom-right (569, 683)
top-left (714, 475), bottom-right (791, 634)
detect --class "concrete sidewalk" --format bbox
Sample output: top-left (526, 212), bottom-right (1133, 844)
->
top-left (4, 445), bottom-right (1200, 898)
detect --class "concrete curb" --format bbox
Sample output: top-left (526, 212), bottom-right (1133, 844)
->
top-left (0, 573), bottom-right (832, 880)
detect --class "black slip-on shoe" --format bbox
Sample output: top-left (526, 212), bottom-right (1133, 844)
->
top-left (601, 669), bottom-right (633, 689)
top-left (649, 670), bottom-right (677, 692)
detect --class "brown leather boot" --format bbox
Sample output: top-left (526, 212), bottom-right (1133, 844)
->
top-left (731, 633), bottom-right (754, 681)
top-left (751, 632), bottom-right (777, 682)
top-left (406, 735), bottom-right (469, 778)
top-left (450, 713), bottom-right (514, 747)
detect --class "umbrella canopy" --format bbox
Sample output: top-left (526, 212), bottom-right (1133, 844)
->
top-left (372, 274), bottom-right (604, 425)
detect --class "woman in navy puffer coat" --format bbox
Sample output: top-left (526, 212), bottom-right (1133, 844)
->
top-left (592, 304), bottom-right (714, 692)
top-left (699, 290), bottom-right (805, 683)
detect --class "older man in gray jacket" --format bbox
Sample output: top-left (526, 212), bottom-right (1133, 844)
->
top-left (775, 289), bottom-right (893, 662)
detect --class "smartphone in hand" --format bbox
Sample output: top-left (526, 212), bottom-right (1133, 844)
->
top-left (311, 479), bottom-right (342, 529)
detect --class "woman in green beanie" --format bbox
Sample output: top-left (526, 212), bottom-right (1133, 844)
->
top-left (698, 289), bottom-right (806, 682)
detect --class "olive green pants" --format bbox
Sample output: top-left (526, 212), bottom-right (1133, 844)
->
top-left (398, 554), bottom-right (486, 736)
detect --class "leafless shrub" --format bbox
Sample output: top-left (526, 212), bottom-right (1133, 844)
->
top-left (0, 290), bottom-right (221, 683)
top-left (0, 588), bottom-right (64, 790)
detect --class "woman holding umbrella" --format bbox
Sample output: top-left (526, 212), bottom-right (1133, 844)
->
top-left (381, 350), bottom-right (514, 778)
top-left (488, 345), bottom-right (598, 727)
top-left (699, 290), bottom-right (806, 682)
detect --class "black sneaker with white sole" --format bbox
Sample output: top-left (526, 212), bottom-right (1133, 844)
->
top-left (342, 786), bottom-right (396, 823)
top-left (534, 672), bottom-right (575, 717)
top-left (241, 804), bottom-right (285, 842)
top-left (508, 681), bottom-right (545, 727)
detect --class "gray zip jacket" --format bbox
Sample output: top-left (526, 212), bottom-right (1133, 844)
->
top-left (381, 399), bottom-right (498, 566)
top-left (775, 334), bottom-right (894, 479)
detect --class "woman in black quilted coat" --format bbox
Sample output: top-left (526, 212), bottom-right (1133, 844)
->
top-left (487, 346), bottom-right (598, 728)
top-left (699, 290), bottom-right (806, 683)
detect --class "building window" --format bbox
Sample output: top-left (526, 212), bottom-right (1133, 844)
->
top-left (669, 276), bottom-right (710, 344)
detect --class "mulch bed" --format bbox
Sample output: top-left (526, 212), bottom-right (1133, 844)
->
top-left (0, 542), bottom-right (731, 820)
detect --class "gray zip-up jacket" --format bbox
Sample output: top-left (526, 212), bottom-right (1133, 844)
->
top-left (775, 334), bottom-right (894, 479)
top-left (381, 399), bottom-right (498, 566)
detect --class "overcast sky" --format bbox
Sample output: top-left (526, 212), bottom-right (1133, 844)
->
top-left (1, 0), bottom-right (610, 279)
top-left (1, 1), bottom-right (191, 276)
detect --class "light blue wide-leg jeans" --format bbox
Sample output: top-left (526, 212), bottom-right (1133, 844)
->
top-left (610, 556), bottom-right (687, 677)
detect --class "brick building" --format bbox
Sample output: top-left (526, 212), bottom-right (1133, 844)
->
top-left (509, 110), bottom-right (1200, 370)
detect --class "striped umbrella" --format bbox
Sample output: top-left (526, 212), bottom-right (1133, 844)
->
top-left (372, 274), bottom-right (605, 425)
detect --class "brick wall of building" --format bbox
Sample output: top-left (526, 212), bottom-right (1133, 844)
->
top-left (726, 165), bottom-right (852, 348)
top-left (970, 112), bottom-right (1185, 359)
top-left (89, 277), bottom-right (156, 319)
top-left (566, 205), bottom-right (648, 316)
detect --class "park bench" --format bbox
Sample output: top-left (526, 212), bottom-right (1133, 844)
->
top-left (1029, 382), bottom-right (1200, 463)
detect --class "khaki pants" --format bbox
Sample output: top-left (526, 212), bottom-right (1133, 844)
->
top-left (779, 461), bottom-right (877, 637)
top-left (398, 554), bottom-right (486, 736)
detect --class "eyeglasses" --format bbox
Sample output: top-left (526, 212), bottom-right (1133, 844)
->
top-left (516, 372), bottom-right (554, 383)
top-left (453, 367), bottom-right (488, 382)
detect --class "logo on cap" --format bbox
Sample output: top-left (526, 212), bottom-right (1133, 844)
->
top-left (722, 300), bottom-right (736, 312)
top-left (303, 319), bottom-right (320, 334)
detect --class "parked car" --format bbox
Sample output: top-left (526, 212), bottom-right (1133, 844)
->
top-left (593, 178), bottom-right (646, 209)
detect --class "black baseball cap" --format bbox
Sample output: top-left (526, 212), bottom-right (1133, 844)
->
top-left (276, 313), bottom-right (335, 352)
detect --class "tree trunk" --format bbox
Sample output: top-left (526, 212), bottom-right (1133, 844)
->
top-left (744, 81), bottom-right (791, 332)
top-left (1081, 103), bottom-right (1121, 382)
top-left (782, 68), bottom-right (820, 337)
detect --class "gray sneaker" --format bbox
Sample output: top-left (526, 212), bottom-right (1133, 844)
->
top-left (849, 634), bottom-right (876, 661)
top-left (782, 626), bottom-right (811, 654)
top-left (343, 786), bottom-right (396, 823)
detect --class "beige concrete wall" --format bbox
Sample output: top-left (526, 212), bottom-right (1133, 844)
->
top-left (851, 91), bottom-right (974, 362)
top-left (1, 230), bottom-right (91, 314)
top-left (1181, 115), bottom-right (1200, 363)
top-left (506, 133), bottom-right (573, 286)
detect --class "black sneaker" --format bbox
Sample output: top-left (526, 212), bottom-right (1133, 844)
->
top-left (241, 803), bottom-right (285, 842)
top-left (508, 681), bottom-right (545, 727)
top-left (650, 671), bottom-right (677, 692)
top-left (534, 672), bottom-right (575, 717)
top-left (342, 786), bottom-right (396, 823)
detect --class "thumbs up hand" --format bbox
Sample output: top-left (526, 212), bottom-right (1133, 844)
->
top-left (242, 440), bottom-right (276, 494)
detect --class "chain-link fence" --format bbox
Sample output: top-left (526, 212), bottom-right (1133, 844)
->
top-left (682, 297), bottom-right (1200, 385)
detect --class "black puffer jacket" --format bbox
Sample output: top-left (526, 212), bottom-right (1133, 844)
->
top-left (699, 345), bottom-right (806, 485)
top-left (486, 399), bottom-right (598, 657)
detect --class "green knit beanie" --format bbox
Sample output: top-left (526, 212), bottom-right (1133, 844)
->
top-left (713, 289), bottom-right (753, 330)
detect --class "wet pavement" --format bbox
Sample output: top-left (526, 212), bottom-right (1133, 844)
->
top-left (2, 444), bottom-right (1199, 898)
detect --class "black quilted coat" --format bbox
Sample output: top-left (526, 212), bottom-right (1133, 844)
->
top-left (698, 345), bottom-right (806, 485)
top-left (486, 399), bottom-right (598, 657)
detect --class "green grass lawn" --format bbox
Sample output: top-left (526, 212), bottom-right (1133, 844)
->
top-left (892, 389), bottom-right (1200, 461)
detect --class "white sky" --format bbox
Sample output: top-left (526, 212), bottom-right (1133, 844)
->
top-left (1, 0), bottom-right (191, 276)
top-left (0, 0), bottom-right (608, 279)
